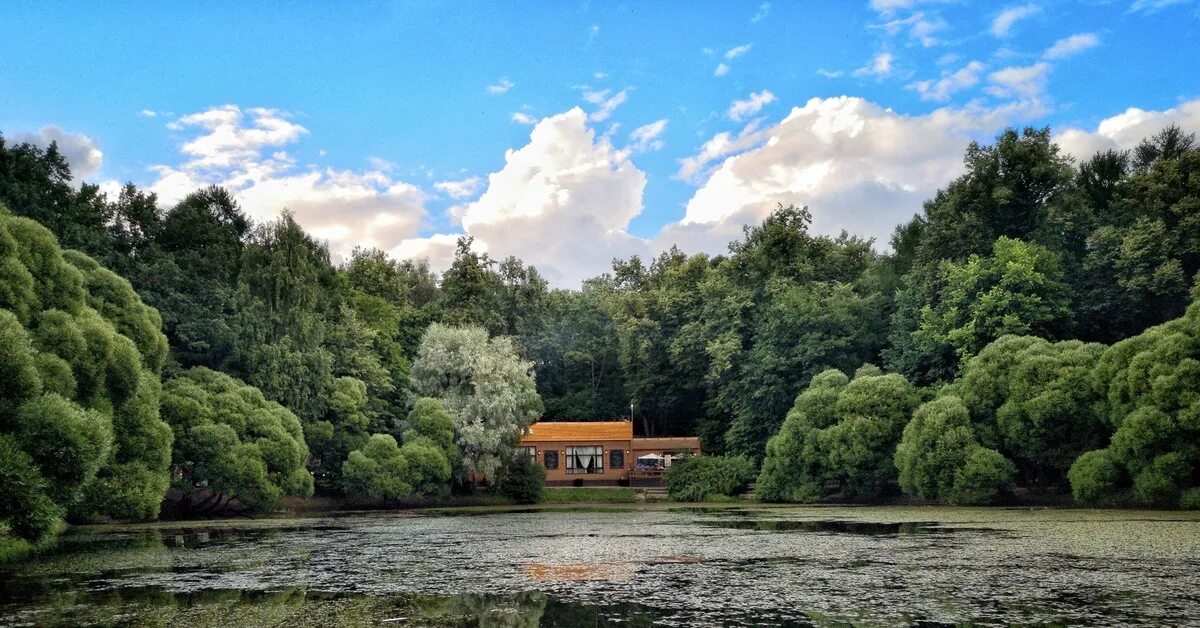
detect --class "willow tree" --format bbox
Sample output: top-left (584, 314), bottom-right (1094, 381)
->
top-left (0, 208), bottom-right (172, 540)
top-left (161, 367), bottom-right (313, 512)
top-left (757, 366), bottom-right (920, 502)
top-left (411, 324), bottom-right (542, 479)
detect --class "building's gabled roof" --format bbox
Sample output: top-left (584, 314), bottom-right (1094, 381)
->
top-left (522, 421), bottom-right (633, 442)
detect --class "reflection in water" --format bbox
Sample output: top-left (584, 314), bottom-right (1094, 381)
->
top-left (2, 507), bottom-right (1200, 626)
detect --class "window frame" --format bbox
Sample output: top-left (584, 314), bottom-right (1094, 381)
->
top-left (609, 449), bottom-right (625, 470)
top-left (566, 445), bottom-right (605, 474)
top-left (543, 450), bottom-right (559, 470)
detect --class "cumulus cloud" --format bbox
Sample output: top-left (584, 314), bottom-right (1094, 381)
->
top-left (714, 63), bottom-right (731, 77)
top-left (12, 125), bottom-right (104, 179)
top-left (661, 95), bottom-right (1044, 255)
top-left (1044, 33), bottom-right (1099, 59)
top-left (145, 105), bottom-right (427, 257)
top-left (1055, 98), bottom-right (1200, 160)
top-left (991, 4), bottom-right (1040, 37)
top-left (629, 119), bottom-right (669, 153)
top-left (486, 78), bottom-right (515, 94)
top-left (675, 119), bottom-right (771, 183)
top-left (434, 176), bottom-right (484, 200)
top-left (853, 52), bottom-right (896, 79)
top-left (728, 90), bottom-right (778, 121)
top-left (395, 108), bottom-right (650, 286)
top-left (908, 61), bottom-right (985, 102)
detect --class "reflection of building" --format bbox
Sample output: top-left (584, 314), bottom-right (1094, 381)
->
top-left (518, 421), bottom-right (701, 486)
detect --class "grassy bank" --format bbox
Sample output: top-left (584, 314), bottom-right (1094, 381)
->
top-left (541, 487), bottom-right (640, 503)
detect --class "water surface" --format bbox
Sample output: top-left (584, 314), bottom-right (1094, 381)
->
top-left (3, 505), bottom-right (1199, 626)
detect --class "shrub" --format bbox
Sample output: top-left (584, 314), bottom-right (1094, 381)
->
top-left (0, 211), bottom-right (171, 539)
top-left (894, 397), bottom-right (1015, 505)
top-left (1068, 449), bottom-right (1127, 505)
top-left (162, 368), bottom-right (313, 509)
top-left (666, 455), bottom-right (756, 502)
top-left (498, 455), bottom-right (545, 504)
top-left (758, 367), bottom-right (919, 502)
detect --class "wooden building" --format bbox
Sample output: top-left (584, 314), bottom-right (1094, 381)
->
top-left (518, 421), bottom-right (701, 486)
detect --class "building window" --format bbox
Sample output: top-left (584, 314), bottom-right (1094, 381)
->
top-left (566, 446), bottom-right (604, 474)
top-left (518, 446), bottom-right (536, 461)
top-left (609, 449), bottom-right (624, 470)
top-left (544, 450), bottom-right (559, 470)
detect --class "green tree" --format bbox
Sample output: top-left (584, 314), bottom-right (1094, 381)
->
top-left (498, 454), bottom-right (546, 504)
top-left (0, 209), bottom-right (172, 539)
top-left (1071, 287), bottom-right (1200, 507)
top-left (162, 368), bottom-right (313, 511)
top-left (894, 396), bottom-right (1015, 505)
top-left (913, 237), bottom-right (1073, 366)
top-left (951, 335), bottom-right (1108, 486)
top-left (342, 434), bottom-right (412, 500)
top-left (411, 324), bottom-right (543, 479)
top-left (757, 366), bottom-right (920, 502)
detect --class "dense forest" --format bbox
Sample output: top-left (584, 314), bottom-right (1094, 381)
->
top-left (2, 122), bottom-right (1200, 543)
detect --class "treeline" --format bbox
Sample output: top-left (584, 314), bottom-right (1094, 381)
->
top-left (1, 122), bottom-right (1199, 537)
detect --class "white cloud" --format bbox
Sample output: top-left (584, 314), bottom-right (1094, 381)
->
top-left (908, 61), bottom-right (985, 102)
top-left (878, 12), bottom-right (947, 47)
top-left (724, 44), bottom-right (753, 60)
top-left (750, 2), bottom-right (771, 22)
top-left (817, 68), bottom-right (844, 78)
top-left (662, 95), bottom-right (1046, 255)
top-left (12, 125), bottom-right (104, 179)
top-left (1044, 33), bottom-right (1099, 59)
top-left (937, 53), bottom-right (961, 65)
top-left (1056, 98), bottom-right (1200, 160)
top-left (511, 111), bottom-right (537, 125)
top-left (629, 119), bottom-right (669, 153)
top-left (675, 119), bottom-right (771, 183)
top-left (397, 108), bottom-right (650, 286)
top-left (1129, 0), bottom-right (1190, 12)
top-left (486, 78), bottom-right (515, 94)
top-left (853, 52), bottom-right (896, 79)
top-left (143, 105), bottom-right (427, 257)
top-left (583, 88), bottom-right (629, 122)
top-left (991, 4), bottom-right (1040, 37)
top-left (714, 63), bottom-right (731, 77)
top-left (728, 90), bottom-right (778, 121)
top-left (986, 61), bottom-right (1050, 98)
top-left (138, 109), bottom-right (158, 118)
top-left (434, 176), bottom-right (484, 200)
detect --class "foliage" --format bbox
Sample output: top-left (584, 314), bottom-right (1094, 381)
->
top-left (342, 434), bottom-right (413, 501)
top-left (951, 335), bottom-right (1108, 486)
top-left (757, 366), bottom-right (921, 502)
top-left (412, 324), bottom-right (542, 479)
top-left (0, 210), bottom-right (172, 539)
top-left (497, 455), bottom-right (545, 504)
top-left (1071, 290), bottom-right (1200, 507)
top-left (894, 397), bottom-right (1015, 505)
top-left (403, 397), bottom-right (462, 474)
top-left (162, 368), bottom-right (313, 508)
top-left (665, 455), bottom-right (756, 502)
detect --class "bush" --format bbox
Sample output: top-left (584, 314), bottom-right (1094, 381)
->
top-left (666, 455), bottom-right (756, 502)
top-left (163, 368), bottom-right (313, 509)
top-left (894, 397), bottom-right (1015, 505)
top-left (758, 367), bottom-right (919, 502)
top-left (1068, 449), bottom-right (1127, 505)
top-left (0, 211), bottom-right (172, 539)
top-left (498, 455), bottom-right (545, 504)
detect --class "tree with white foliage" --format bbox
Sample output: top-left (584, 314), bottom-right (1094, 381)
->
top-left (411, 324), bottom-right (542, 479)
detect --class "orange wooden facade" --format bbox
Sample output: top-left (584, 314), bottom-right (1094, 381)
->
top-left (519, 421), bottom-right (702, 486)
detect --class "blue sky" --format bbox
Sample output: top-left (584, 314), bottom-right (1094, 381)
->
top-left (2, 0), bottom-right (1199, 285)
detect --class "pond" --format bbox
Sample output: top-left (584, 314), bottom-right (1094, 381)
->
top-left (3, 505), bottom-right (1200, 626)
